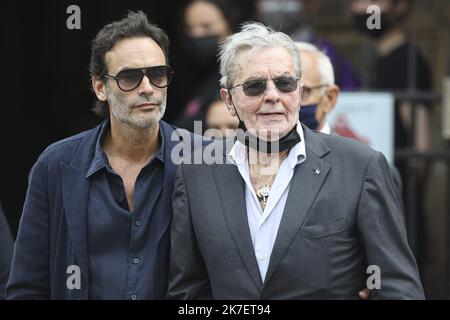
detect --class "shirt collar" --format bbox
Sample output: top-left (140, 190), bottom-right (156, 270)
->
top-left (228, 122), bottom-right (306, 168)
top-left (86, 120), bottom-right (110, 178)
top-left (86, 119), bottom-right (165, 179)
top-left (320, 122), bottom-right (331, 135)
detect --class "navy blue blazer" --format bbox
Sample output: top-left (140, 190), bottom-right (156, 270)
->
top-left (7, 120), bottom-right (201, 299)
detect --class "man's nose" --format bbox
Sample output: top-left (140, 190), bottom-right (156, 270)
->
top-left (137, 74), bottom-right (154, 95)
top-left (263, 80), bottom-right (281, 103)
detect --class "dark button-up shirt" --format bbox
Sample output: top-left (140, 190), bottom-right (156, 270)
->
top-left (86, 121), bottom-right (164, 300)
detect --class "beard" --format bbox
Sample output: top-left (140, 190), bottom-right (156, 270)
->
top-left (106, 85), bottom-right (167, 129)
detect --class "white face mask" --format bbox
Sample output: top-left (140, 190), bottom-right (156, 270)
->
top-left (259, 0), bottom-right (304, 34)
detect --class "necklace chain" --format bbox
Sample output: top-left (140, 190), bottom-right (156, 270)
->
top-left (253, 153), bottom-right (288, 208)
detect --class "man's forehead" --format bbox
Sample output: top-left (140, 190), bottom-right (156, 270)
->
top-left (234, 47), bottom-right (295, 78)
top-left (105, 37), bottom-right (165, 71)
top-left (299, 50), bottom-right (321, 84)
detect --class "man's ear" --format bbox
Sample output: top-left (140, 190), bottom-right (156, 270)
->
top-left (298, 82), bottom-right (304, 106)
top-left (92, 76), bottom-right (108, 102)
top-left (322, 84), bottom-right (340, 114)
top-left (220, 88), bottom-right (236, 116)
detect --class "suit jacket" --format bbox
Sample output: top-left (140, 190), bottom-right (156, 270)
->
top-left (325, 123), bottom-right (403, 203)
top-left (7, 120), bottom-right (203, 299)
top-left (168, 126), bottom-right (424, 299)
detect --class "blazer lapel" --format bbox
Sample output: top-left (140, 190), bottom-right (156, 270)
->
top-left (61, 163), bottom-right (90, 299)
top-left (264, 127), bottom-right (331, 286)
top-left (213, 164), bottom-right (264, 291)
top-left (59, 121), bottom-right (106, 299)
top-left (155, 122), bottom-right (178, 243)
top-left (156, 121), bottom-right (210, 242)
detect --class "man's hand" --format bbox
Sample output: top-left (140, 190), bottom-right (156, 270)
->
top-left (358, 288), bottom-right (371, 300)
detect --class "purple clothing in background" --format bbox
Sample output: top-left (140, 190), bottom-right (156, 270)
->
top-left (293, 27), bottom-right (361, 90)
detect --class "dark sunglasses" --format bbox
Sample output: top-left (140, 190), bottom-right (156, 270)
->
top-left (104, 65), bottom-right (174, 92)
top-left (229, 76), bottom-right (300, 97)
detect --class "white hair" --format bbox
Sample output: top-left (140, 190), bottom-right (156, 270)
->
top-left (219, 22), bottom-right (302, 88)
top-left (295, 42), bottom-right (335, 85)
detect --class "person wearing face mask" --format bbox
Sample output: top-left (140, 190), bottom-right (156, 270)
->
top-left (256, 0), bottom-right (361, 90)
top-left (297, 39), bottom-right (403, 221)
top-left (350, 0), bottom-right (431, 156)
top-left (167, 22), bottom-right (424, 300)
top-left (172, 0), bottom-right (238, 133)
top-left (351, 0), bottom-right (432, 270)
top-left (296, 42), bottom-right (339, 133)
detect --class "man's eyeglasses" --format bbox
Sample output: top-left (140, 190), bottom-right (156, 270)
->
top-left (301, 84), bottom-right (329, 101)
top-left (104, 65), bottom-right (174, 92)
top-left (229, 76), bottom-right (300, 97)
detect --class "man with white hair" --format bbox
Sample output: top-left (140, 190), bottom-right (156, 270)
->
top-left (296, 42), bottom-right (339, 133)
top-left (168, 22), bottom-right (423, 299)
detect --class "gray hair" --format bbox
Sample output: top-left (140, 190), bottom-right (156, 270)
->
top-left (219, 22), bottom-right (302, 88)
top-left (295, 42), bottom-right (335, 85)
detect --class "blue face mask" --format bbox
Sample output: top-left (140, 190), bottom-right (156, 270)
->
top-left (299, 104), bottom-right (319, 130)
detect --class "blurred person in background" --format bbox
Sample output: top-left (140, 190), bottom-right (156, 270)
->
top-left (351, 0), bottom-right (431, 155)
top-left (296, 42), bottom-right (339, 133)
top-left (173, 0), bottom-right (239, 133)
top-left (297, 41), bottom-right (403, 208)
top-left (351, 0), bottom-right (432, 267)
top-left (205, 98), bottom-right (239, 138)
top-left (256, 0), bottom-right (361, 89)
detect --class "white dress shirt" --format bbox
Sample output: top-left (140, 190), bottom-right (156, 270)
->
top-left (227, 123), bottom-right (306, 282)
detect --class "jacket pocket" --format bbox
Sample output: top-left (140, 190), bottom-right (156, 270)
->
top-left (301, 217), bottom-right (347, 238)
